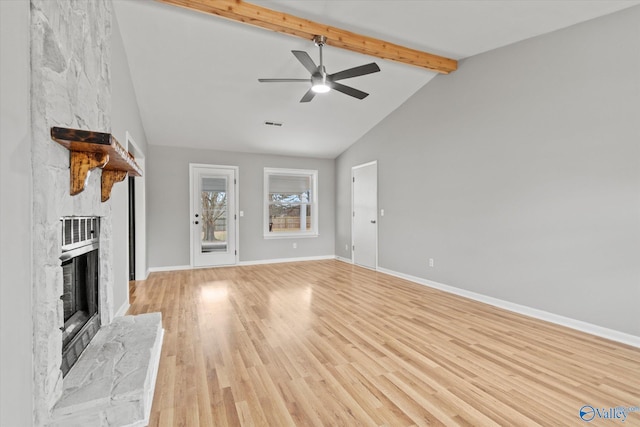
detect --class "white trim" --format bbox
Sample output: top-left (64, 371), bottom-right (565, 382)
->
top-left (114, 301), bottom-right (130, 318)
top-left (376, 266), bottom-right (640, 348)
top-left (148, 265), bottom-right (192, 273)
top-left (351, 160), bottom-right (378, 170)
top-left (239, 255), bottom-right (334, 266)
top-left (149, 256), bottom-right (336, 271)
top-left (189, 165), bottom-right (194, 267)
top-left (264, 167), bottom-right (318, 239)
top-left (149, 263), bottom-right (244, 273)
top-left (189, 164), bottom-right (239, 267)
top-left (127, 133), bottom-right (147, 282)
top-left (141, 260), bottom-right (639, 347)
top-left (263, 233), bottom-right (319, 240)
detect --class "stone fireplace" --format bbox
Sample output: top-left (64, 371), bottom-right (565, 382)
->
top-left (30, 1), bottom-right (115, 423)
top-left (25, 1), bottom-right (163, 425)
top-left (28, 1), bottom-right (164, 422)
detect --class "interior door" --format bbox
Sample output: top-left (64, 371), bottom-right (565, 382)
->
top-left (352, 161), bottom-right (377, 269)
top-left (190, 165), bottom-right (237, 267)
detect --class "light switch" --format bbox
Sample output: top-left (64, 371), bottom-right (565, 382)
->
top-left (239, 211), bottom-right (244, 217)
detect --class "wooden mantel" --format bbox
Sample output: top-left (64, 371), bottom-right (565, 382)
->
top-left (51, 127), bottom-right (142, 202)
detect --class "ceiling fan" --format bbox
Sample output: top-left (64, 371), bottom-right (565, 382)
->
top-left (258, 35), bottom-right (381, 103)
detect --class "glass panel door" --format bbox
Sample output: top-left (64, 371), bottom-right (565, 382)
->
top-left (191, 165), bottom-right (237, 267)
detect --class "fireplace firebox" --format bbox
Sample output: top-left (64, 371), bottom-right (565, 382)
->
top-left (60, 217), bottom-right (101, 376)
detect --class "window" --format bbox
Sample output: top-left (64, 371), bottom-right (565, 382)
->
top-left (264, 168), bottom-right (318, 238)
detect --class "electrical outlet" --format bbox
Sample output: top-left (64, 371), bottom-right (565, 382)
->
top-left (293, 242), bottom-right (297, 249)
top-left (381, 209), bottom-right (385, 217)
top-left (239, 211), bottom-right (244, 217)
top-left (429, 258), bottom-right (434, 267)
top-left (345, 244), bottom-right (349, 251)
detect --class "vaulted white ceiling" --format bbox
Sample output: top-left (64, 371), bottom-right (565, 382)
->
top-left (113, 0), bottom-right (639, 159)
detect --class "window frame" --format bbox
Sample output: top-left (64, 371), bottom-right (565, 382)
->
top-left (263, 167), bottom-right (319, 239)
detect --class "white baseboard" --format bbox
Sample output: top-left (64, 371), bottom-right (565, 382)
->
top-left (148, 256), bottom-right (336, 272)
top-left (145, 259), bottom-right (637, 347)
top-left (148, 264), bottom-right (241, 272)
top-left (147, 265), bottom-right (192, 273)
top-left (239, 255), bottom-right (335, 266)
top-left (114, 301), bottom-right (130, 318)
top-left (376, 267), bottom-right (640, 348)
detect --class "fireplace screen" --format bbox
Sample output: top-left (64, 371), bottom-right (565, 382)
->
top-left (60, 217), bottom-right (101, 376)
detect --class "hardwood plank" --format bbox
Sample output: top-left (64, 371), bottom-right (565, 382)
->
top-left (128, 260), bottom-right (640, 426)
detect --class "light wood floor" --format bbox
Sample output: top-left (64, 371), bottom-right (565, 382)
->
top-left (128, 260), bottom-right (640, 426)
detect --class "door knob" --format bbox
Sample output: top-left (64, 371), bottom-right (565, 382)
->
top-left (194, 221), bottom-right (199, 225)
top-left (370, 220), bottom-right (376, 224)
top-left (195, 213), bottom-right (199, 218)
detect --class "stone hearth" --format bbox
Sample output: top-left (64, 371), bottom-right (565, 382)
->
top-left (51, 313), bottom-right (163, 427)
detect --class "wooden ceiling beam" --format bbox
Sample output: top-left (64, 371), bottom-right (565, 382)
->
top-left (156, 0), bottom-right (458, 74)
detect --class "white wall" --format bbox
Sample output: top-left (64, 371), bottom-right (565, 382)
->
top-left (336, 7), bottom-right (640, 336)
top-left (110, 9), bottom-right (150, 314)
top-left (147, 146), bottom-right (335, 268)
top-left (0, 1), bottom-right (34, 425)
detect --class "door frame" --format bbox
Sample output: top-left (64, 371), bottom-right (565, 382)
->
top-left (126, 132), bottom-right (147, 280)
top-left (189, 163), bottom-right (240, 268)
top-left (351, 160), bottom-right (378, 269)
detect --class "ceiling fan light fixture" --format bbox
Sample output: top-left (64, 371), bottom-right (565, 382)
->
top-left (311, 82), bottom-right (330, 93)
top-left (311, 71), bottom-right (330, 93)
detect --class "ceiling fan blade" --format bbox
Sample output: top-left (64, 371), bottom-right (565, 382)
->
top-left (330, 63), bottom-right (380, 81)
top-left (292, 50), bottom-right (318, 74)
top-left (258, 78), bottom-right (310, 83)
top-left (300, 88), bottom-right (316, 103)
top-left (330, 82), bottom-right (369, 100)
